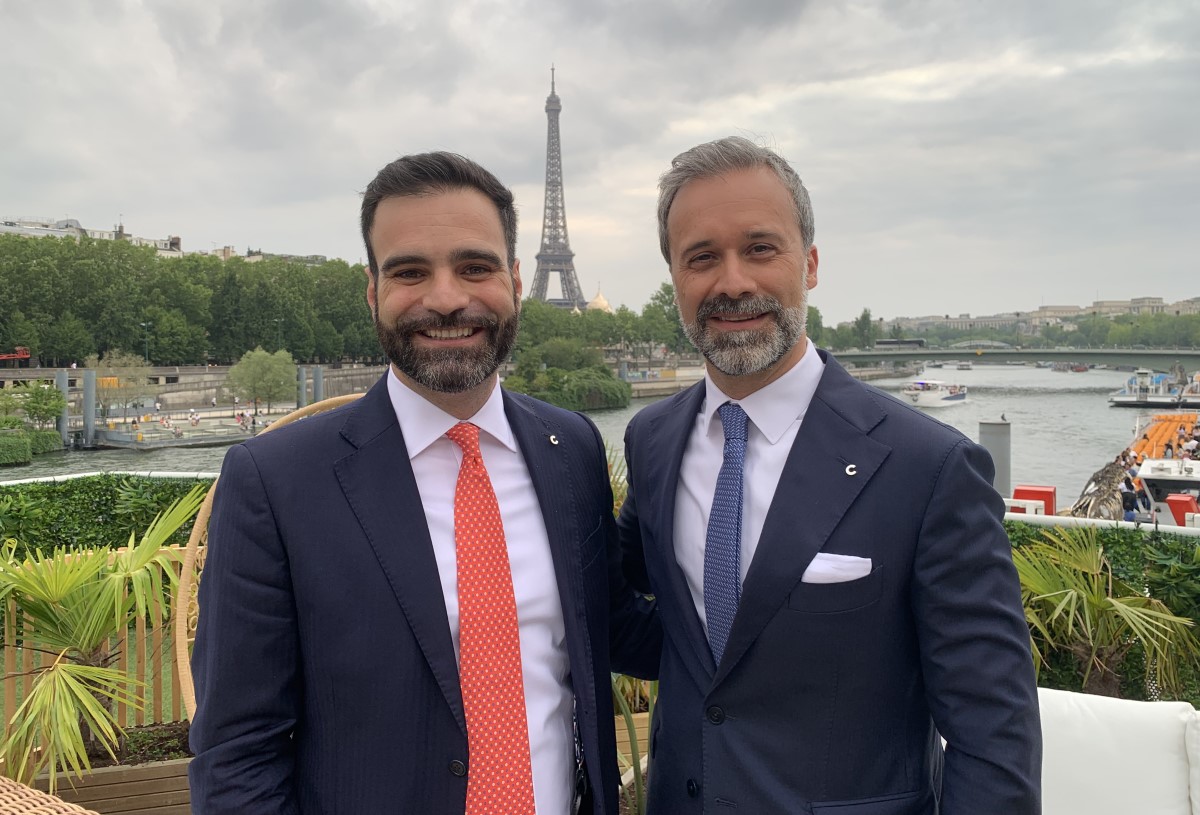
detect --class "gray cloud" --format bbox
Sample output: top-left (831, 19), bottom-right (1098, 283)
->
top-left (1, 0), bottom-right (1196, 323)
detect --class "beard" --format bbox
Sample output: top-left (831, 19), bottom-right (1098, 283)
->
top-left (681, 293), bottom-right (806, 377)
top-left (374, 298), bottom-right (519, 393)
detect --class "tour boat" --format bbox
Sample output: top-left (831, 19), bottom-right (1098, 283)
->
top-left (1180, 374), bottom-right (1200, 410)
top-left (956, 361), bottom-right (973, 371)
top-left (1109, 368), bottom-right (1184, 409)
top-left (1071, 412), bottom-right (1200, 524)
top-left (900, 379), bottom-right (968, 408)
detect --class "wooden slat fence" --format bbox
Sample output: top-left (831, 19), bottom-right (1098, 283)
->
top-left (1, 546), bottom-right (195, 737)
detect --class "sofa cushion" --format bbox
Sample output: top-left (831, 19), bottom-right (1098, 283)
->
top-left (1038, 687), bottom-right (1200, 815)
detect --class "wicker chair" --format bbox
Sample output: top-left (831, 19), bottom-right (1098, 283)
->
top-left (0, 777), bottom-right (98, 815)
top-left (173, 394), bottom-right (364, 718)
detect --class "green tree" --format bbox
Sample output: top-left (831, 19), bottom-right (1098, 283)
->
top-left (852, 308), bottom-right (878, 349)
top-left (643, 282), bottom-right (687, 353)
top-left (827, 324), bottom-right (857, 351)
top-left (0, 310), bottom-right (42, 361)
top-left (0, 390), bottom-right (21, 418)
top-left (16, 382), bottom-right (67, 429)
top-left (806, 305), bottom-right (823, 345)
top-left (39, 312), bottom-right (95, 367)
top-left (227, 347), bottom-right (297, 413)
top-left (538, 338), bottom-right (602, 370)
top-left (516, 298), bottom-right (573, 351)
top-left (86, 350), bottom-right (153, 422)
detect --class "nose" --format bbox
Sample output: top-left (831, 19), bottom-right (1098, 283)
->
top-left (711, 254), bottom-right (757, 301)
top-left (423, 268), bottom-right (471, 315)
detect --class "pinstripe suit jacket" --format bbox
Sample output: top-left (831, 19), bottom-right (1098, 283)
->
top-left (189, 376), bottom-right (651, 814)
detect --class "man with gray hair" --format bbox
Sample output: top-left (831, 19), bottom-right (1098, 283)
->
top-left (615, 136), bottom-right (1041, 813)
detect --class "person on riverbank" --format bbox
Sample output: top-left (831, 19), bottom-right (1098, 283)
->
top-left (189, 150), bottom-right (658, 815)
top-left (614, 136), bottom-right (1041, 813)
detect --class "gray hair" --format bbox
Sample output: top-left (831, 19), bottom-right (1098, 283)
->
top-left (656, 136), bottom-right (814, 263)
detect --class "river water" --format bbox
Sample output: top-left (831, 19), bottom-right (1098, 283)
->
top-left (1, 365), bottom-right (1166, 508)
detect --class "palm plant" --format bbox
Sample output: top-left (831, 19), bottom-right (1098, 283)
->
top-left (612, 674), bottom-right (656, 815)
top-left (0, 485), bottom-right (204, 791)
top-left (1014, 525), bottom-right (1199, 698)
top-left (606, 442), bottom-right (628, 516)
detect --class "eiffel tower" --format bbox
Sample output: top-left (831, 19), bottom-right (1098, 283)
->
top-left (530, 67), bottom-right (586, 309)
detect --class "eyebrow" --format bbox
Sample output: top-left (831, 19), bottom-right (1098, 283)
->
top-left (378, 247), bottom-right (505, 274)
top-left (678, 239), bottom-right (715, 258)
top-left (744, 229), bottom-right (785, 243)
top-left (678, 230), bottom-right (786, 259)
top-left (450, 248), bottom-right (505, 268)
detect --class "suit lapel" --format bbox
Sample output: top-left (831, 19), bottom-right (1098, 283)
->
top-left (503, 391), bottom-right (604, 778)
top-left (643, 383), bottom-right (719, 682)
top-left (503, 391), bottom-right (588, 658)
top-left (334, 378), bottom-right (465, 732)
top-left (714, 354), bottom-right (893, 685)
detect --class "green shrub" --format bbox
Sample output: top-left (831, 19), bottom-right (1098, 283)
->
top-left (0, 492), bottom-right (46, 544)
top-left (26, 429), bottom-right (63, 455)
top-left (0, 474), bottom-right (209, 557)
top-left (505, 365), bottom-right (631, 411)
top-left (0, 432), bottom-right (32, 466)
top-left (0, 416), bottom-right (25, 430)
top-left (1008, 519), bottom-right (1200, 704)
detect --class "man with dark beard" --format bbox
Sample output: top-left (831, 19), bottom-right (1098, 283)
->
top-left (189, 151), bottom-right (659, 815)
top-left (614, 137), bottom-right (1041, 814)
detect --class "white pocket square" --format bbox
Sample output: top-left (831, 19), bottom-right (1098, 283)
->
top-left (801, 553), bottom-right (873, 584)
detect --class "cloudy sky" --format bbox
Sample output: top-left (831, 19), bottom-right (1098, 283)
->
top-left (3, 0), bottom-right (1196, 325)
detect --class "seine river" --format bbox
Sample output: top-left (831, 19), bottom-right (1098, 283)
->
top-left (1, 365), bottom-right (1170, 508)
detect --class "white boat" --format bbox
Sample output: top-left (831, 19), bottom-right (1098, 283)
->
top-left (1181, 373), bottom-right (1200, 410)
top-left (1108, 368), bottom-right (1182, 408)
top-left (1137, 457), bottom-right (1200, 524)
top-left (956, 361), bottom-right (973, 371)
top-left (900, 379), bottom-right (968, 408)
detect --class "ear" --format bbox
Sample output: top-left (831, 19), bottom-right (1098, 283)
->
top-left (805, 245), bottom-right (819, 290)
top-left (511, 258), bottom-right (523, 300)
top-left (365, 268), bottom-right (377, 312)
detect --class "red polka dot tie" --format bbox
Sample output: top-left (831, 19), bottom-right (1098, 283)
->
top-left (446, 422), bottom-right (535, 815)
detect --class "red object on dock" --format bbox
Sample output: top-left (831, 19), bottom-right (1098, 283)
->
top-left (0, 346), bottom-right (30, 361)
top-left (1165, 494), bottom-right (1200, 526)
top-left (1012, 485), bottom-right (1057, 516)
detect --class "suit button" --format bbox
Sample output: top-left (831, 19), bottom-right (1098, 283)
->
top-left (449, 759), bottom-right (467, 777)
top-left (706, 705), bottom-right (725, 724)
top-left (686, 779), bottom-right (700, 798)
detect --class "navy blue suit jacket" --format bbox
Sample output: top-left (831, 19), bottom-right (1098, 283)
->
top-left (189, 376), bottom-right (641, 814)
top-left (616, 350), bottom-right (1041, 815)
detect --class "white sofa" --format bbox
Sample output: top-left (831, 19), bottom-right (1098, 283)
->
top-left (1039, 686), bottom-right (1200, 814)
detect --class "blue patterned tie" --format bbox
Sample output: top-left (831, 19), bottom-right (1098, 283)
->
top-left (705, 402), bottom-right (748, 666)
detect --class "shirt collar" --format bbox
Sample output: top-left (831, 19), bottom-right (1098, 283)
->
top-left (699, 339), bottom-right (825, 444)
top-left (385, 368), bottom-right (516, 459)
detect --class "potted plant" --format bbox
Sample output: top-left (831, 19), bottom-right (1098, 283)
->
top-left (1014, 525), bottom-right (1200, 697)
top-left (0, 485), bottom-right (204, 792)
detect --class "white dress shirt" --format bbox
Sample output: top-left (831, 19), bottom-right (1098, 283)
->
top-left (386, 370), bottom-right (572, 815)
top-left (673, 341), bottom-right (825, 637)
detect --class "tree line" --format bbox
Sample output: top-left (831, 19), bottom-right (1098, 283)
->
top-left (0, 235), bottom-right (375, 366)
top-left (2, 235), bottom-right (802, 367)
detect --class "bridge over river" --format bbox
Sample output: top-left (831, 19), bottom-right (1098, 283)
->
top-left (838, 347), bottom-right (1200, 370)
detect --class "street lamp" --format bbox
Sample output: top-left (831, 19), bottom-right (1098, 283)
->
top-left (139, 322), bottom-right (152, 363)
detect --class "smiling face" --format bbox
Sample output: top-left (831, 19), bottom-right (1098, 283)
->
top-left (666, 166), bottom-right (819, 397)
top-left (366, 188), bottom-right (521, 411)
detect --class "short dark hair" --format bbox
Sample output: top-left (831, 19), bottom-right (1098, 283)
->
top-left (360, 151), bottom-right (518, 275)
top-left (657, 136), bottom-right (814, 263)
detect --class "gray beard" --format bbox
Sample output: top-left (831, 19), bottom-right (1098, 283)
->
top-left (373, 306), bottom-right (518, 393)
top-left (682, 294), bottom-right (806, 376)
